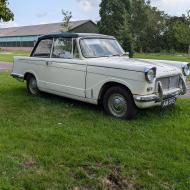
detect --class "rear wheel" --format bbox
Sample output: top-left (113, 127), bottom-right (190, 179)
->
top-left (103, 86), bottom-right (137, 119)
top-left (26, 75), bottom-right (40, 95)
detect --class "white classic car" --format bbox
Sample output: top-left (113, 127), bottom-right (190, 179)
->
top-left (11, 33), bottom-right (190, 119)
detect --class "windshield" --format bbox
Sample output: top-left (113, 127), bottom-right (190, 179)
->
top-left (80, 38), bottom-right (125, 58)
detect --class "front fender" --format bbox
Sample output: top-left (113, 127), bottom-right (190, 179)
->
top-left (86, 77), bottom-right (146, 100)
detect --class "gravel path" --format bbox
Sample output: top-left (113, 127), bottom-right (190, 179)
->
top-left (0, 62), bottom-right (12, 71)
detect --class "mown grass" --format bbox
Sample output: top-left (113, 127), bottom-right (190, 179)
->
top-left (0, 72), bottom-right (190, 189)
top-left (134, 53), bottom-right (190, 62)
top-left (0, 51), bottom-right (190, 63)
top-left (134, 53), bottom-right (190, 80)
top-left (0, 51), bottom-right (29, 62)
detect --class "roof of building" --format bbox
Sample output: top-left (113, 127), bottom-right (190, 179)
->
top-left (38, 32), bottom-right (114, 40)
top-left (0, 20), bottom-right (96, 37)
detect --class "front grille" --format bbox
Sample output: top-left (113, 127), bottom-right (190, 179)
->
top-left (156, 75), bottom-right (180, 91)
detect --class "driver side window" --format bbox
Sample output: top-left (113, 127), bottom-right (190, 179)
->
top-left (52, 38), bottom-right (73, 59)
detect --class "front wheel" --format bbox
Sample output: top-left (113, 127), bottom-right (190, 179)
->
top-left (103, 86), bottom-right (138, 119)
top-left (26, 75), bottom-right (40, 95)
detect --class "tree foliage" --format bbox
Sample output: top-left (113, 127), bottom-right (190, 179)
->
top-left (60, 10), bottom-right (72, 32)
top-left (98, 0), bottom-right (131, 38)
top-left (172, 12), bottom-right (190, 54)
top-left (98, 0), bottom-right (190, 54)
top-left (131, 1), bottom-right (166, 52)
top-left (98, 0), bottom-right (134, 56)
top-left (0, 0), bottom-right (14, 22)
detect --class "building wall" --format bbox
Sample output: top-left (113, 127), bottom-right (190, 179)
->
top-left (0, 35), bottom-right (38, 42)
top-left (0, 47), bottom-right (33, 51)
top-left (71, 22), bottom-right (98, 33)
top-left (0, 35), bottom-right (38, 51)
top-left (0, 21), bottom-right (98, 52)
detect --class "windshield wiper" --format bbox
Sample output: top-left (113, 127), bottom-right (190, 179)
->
top-left (111, 54), bottom-right (122, 57)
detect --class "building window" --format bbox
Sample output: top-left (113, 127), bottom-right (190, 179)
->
top-left (0, 41), bottom-right (36, 48)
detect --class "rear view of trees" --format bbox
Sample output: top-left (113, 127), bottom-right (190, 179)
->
top-left (98, 0), bottom-right (133, 56)
top-left (0, 0), bottom-right (14, 22)
top-left (172, 12), bottom-right (190, 55)
top-left (131, 0), bottom-right (166, 53)
top-left (98, 0), bottom-right (190, 55)
top-left (60, 10), bottom-right (72, 32)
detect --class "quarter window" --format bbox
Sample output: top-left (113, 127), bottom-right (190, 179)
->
top-left (32, 39), bottom-right (53, 58)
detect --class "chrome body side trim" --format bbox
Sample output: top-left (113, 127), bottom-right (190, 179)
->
top-left (11, 73), bottom-right (24, 81)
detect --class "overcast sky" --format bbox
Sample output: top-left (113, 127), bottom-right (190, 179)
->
top-left (151, 0), bottom-right (190, 15)
top-left (0, 0), bottom-right (189, 28)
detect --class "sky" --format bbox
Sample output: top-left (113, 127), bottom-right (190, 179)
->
top-left (0, 0), bottom-right (190, 28)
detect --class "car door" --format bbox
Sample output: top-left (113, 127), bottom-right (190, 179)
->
top-left (30, 38), bottom-right (53, 90)
top-left (44, 37), bottom-right (86, 98)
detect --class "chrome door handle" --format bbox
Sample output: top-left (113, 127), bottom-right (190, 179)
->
top-left (46, 61), bottom-right (52, 66)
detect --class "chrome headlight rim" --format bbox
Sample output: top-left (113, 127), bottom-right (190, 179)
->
top-left (144, 67), bottom-right (157, 83)
top-left (182, 63), bottom-right (190, 76)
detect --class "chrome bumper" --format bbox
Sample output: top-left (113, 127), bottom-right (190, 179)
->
top-left (134, 89), bottom-right (182, 103)
top-left (11, 73), bottom-right (24, 81)
top-left (134, 76), bottom-right (188, 103)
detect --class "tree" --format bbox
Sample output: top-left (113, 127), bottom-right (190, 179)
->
top-left (173, 12), bottom-right (190, 55)
top-left (98, 0), bottom-right (134, 57)
top-left (98, 0), bottom-right (166, 54)
top-left (130, 0), bottom-right (148, 52)
top-left (120, 11), bottom-right (134, 57)
top-left (131, 0), bottom-right (166, 52)
top-left (0, 0), bottom-right (14, 22)
top-left (60, 10), bottom-right (72, 32)
top-left (162, 16), bottom-right (185, 52)
top-left (98, 0), bottom-right (189, 54)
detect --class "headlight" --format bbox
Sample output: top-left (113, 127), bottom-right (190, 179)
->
top-left (182, 64), bottom-right (190, 76)
top-left (145, 67), bottom-right (156, 83)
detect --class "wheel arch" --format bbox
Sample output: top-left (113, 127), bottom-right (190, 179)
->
top-left (24, 72), bottom-right (37, 80)
top-left (98, 81), bottom-right (133, 105)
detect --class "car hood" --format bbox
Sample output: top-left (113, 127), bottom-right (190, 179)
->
top-left (87, 57), bottom-right (181, 77)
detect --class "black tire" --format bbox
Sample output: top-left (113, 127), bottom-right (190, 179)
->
top-left (103, 86), bottom-right (138, 119)
top-left (26, 74), bottom-right (40, 95)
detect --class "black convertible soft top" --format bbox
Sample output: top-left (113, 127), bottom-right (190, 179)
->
top-left (31, 33), bottom-right (115, 56)
top-left (38, 32), bottom-right (115, 40)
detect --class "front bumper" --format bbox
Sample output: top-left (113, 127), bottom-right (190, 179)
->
top-left (134, 76), bottom-right (188, 108)
top-left (134, 88), bottom-right (181, 103)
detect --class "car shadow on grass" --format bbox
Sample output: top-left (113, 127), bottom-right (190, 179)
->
top-left (40, 91), bottom-right (101, 110)
top-left (34, 91), bottom-right (183, 121)
top-left (4, 86), bottom-right (184, 121)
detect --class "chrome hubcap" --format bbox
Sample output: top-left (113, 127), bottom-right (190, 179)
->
top-left (108, 94), bottom-right (127, 117)
top-left (29, 78), bottom-right (38, 94)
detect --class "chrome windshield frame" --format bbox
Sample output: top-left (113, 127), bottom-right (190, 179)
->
top-left (79, 37), bottom-right (125, 59)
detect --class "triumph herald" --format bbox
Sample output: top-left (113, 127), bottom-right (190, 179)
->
top-left (11, 33), bottom-right (190, 119)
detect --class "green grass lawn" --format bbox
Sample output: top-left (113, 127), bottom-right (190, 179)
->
top-left (134, 53), bottom-right (190, 80)
top-left (0, 51), bottom-right (190, 63)
top-left (134, 53), bottom-right (190, 62)
top-left (0, 72), bottom-right (190, 189)
top-left (0, 51), bottom-right (29, 62)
